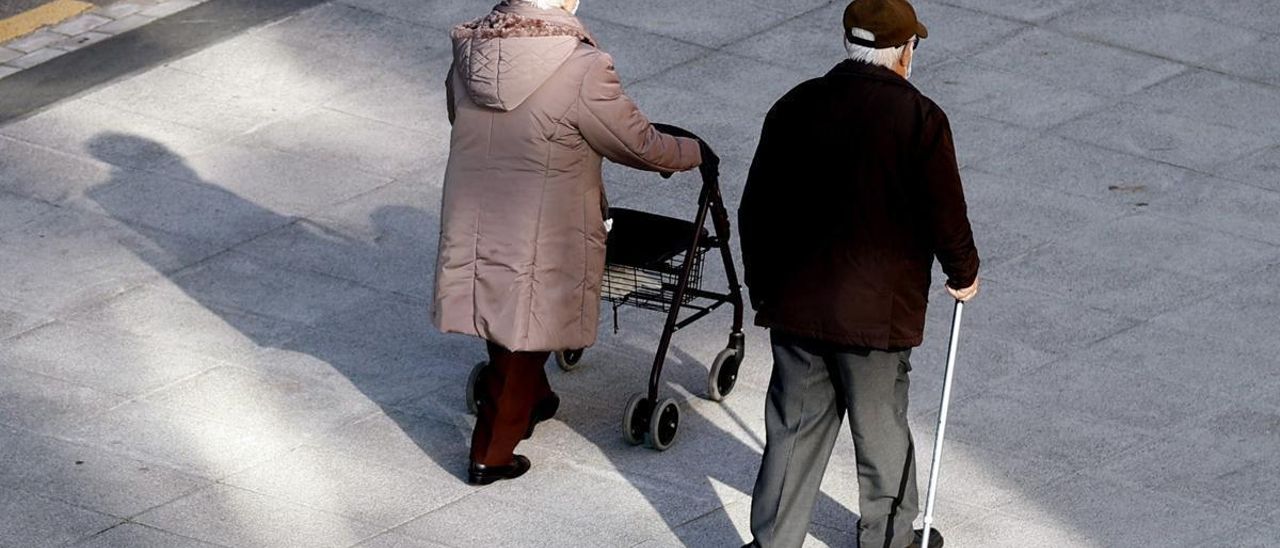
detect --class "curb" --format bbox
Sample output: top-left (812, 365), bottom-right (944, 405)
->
top-left (0, 0), bottom-right (210, 79)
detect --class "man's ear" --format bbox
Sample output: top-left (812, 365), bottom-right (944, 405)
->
top-left (898, 44), bottom-right (913, 72)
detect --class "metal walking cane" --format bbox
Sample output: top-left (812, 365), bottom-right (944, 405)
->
top-left (920, 299), bottom-right (965, 548)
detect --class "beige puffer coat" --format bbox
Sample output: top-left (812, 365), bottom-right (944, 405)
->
top-left (433, 1), bottom-right (703, 352)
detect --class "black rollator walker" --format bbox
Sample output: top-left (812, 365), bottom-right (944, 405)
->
top-left (466, 125), bottom-right (745, 452)
top-left (605, 124), bottom-right (745, 451)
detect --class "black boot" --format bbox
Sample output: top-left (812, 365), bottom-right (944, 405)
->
top-left (523, 393), bottom-right (560, 440)
top-left (909, 528), bottom-right (943, 548)
top-left (468, 455), bottom-right (532, 485)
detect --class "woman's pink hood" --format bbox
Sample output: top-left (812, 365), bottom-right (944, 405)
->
top-left (450, 2), bottom-right (596, 111)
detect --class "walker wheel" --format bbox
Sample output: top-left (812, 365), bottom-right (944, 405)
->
top-left (707, 346), bottom-right (743, 402)
top-left (646, 397), bottom-right (680, 451)
top-left (555, 348), bottom-right (585, 371)
top-left (466, 361), bottom-right (488, 415)
top-left (622, 393), bottom-right (650, 445)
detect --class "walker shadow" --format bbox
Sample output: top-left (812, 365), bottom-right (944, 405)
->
top-left (86, 133), bottom-right (862, 546)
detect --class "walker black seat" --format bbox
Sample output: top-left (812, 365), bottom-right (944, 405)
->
top-left (606, 207), bottom-right (710, 269)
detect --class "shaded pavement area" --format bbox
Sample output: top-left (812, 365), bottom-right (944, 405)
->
top-left (1, 0), bottom-right (1279, 546)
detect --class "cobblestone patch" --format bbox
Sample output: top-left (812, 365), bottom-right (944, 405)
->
top-left (0, 0), bottom-right (210, 78)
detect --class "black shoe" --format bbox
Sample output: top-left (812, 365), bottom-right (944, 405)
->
top-left (523, 393), bottom-right (560, 440)
top-left (910, 528), bottom-right (943, 548)
top-left (468, 455), bottom-right (531, 485)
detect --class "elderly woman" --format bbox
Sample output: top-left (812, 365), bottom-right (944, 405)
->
top-left (434, 0), bottom-right (703, 485)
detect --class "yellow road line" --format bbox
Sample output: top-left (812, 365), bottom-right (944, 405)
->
top-left (0, 0), bottom-right (94, 44)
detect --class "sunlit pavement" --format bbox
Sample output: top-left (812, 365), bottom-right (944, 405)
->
top-left (2, 0), bottom-right (1280, 546)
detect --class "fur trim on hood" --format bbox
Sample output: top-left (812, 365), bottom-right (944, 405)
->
top-left (452, 10), bottom-right (593, 45)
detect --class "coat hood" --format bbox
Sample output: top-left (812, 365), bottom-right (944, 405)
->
top-left (451, 2), bottom-right (596, 111)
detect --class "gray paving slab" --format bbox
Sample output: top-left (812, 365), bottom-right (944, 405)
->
top-left (995, 472), bottom-right (1240, 546)
top-left (0, 305), bottom-right (46, 341)
top-left (149, 139), bottom-right (393, 219)
top-left (952, 279), bottom-right (1141, 355)
top-left (164, 250), bottom-right (384, 327)
top-left (0, 363), bottom-right (123, 434)
top-left (133, 484), bottom-right (381, 547)
top-left (1132, 69), bottom-right (1280, 141)
top-left (960, 169), bottom-right (1131, 263)
top-left (238, 108), bottom-right (438, 179)
top-left (1151, 263), bottom-right (1280, 350)
top-left (50, 31), bottom-right (115, 53)
top-left (320, 54), bottom-right (452, 135)
top-left (1205, 34), bottom-right (1280, 87)
top-left (261, 300), bottom-right (456, 410)
top-left (354, 531), bottom-right (452, 548)
top-left (940, 387), bottom-right (1155, 471)
top-left (0, 426), bottom-right (208, 519)
top-left (0, 134), bottom-right (116, 205)
top-left (317, 411), bottom-right (472, 484)
top-left (0, 93), bottom-right (216, 172)
top-left (581, 15), bottom-right (714, 83)
top-left (0, 190), bottom-right (58, 232)
top-left (59, 281), bottom-right (294, 368)
top-left (916, 60), bottom-right (1107, 129)
top-left (1049, 2), bottom-right (1263, 65)
top-left (0, 320), bottom-right (223, 398)
top-left (933, 0), bottom-right (1093, 23)
top-left (58, 399), bottom-right (306, 478)
top-left (252, 2), bottom-right (453, 69)
top-left (224, 444), bottom-right (471, 527)
top-left (970, 134), bottom-right (1198, 205)
top-left (166, 34), bottom-right (388, 107)
top-left (946, 113), bottom-right (1041, 170)
top-left (1069, 320), bottom-right (1280, 405)
top-left (1146, 175), bottom-right (1280, 246)
top-left (394, 492), bottom-right (648, 547)
top-left (0, 488), bottom-right (119, 548)
top-left (235, 182), bottom-right (441, 300)
top-left (1053, 101), bottom-right (1274, 172)
top-left (332, 0), bottom-right (489, 32)
top-left (583, 0), bottom-right (796, 50)
top-left (1215, 144), bottom-right (1280, 192)
top-left (74, 523), bottom-right (223, 548)
top-left (0, 207), bottom-right (221, 316)
top-left (972, 27), bottom-right (1187, 97)
top-left (142, 364), bottom-right (378, 439)
top-left (1132, 0), bottom-right (1280, 37)
top-left (7, 47), bottom-right (68, 69)
top-left (1096, 424), bottom-right (1280, 525)
top-left (81, 66), bottom-right (312, 136)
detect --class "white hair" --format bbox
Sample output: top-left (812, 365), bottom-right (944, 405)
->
top-left (529, 0), bottom-right (574, 11)
top-left (844, 27), bottom-right (910, 71)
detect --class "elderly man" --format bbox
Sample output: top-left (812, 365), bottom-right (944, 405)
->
top-left (738, 0), bottom-right (979, 546)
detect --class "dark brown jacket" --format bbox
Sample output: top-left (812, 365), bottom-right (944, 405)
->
top-left (738, 60), bottom-right (979, 350)
top-left (433, 1), bottom-right (701, 352)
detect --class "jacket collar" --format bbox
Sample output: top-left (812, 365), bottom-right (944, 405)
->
top-left (826, 60), bottom-right (918, 91)
top-left (494, 1), bottom-right (599, 46)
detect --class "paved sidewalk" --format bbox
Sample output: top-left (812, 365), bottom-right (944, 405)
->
top-left (0, 0), bottom-right (210, 78)
top-left (2, 0), bottom-right (1279, 546)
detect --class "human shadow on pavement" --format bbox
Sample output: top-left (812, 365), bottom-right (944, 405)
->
top-left (86, 133), bottom-right (861, 546)
top-left (83, 133), bottom-right (478, 482)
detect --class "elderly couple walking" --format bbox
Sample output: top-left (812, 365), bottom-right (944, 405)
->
top-left (433, 0), bottom-right (979, 546)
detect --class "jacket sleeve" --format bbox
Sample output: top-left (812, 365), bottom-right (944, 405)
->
top-left (920, 107), bottom-right (980, 289)
top-left (738, 105), bottom-right (784, 311)
top-left (446, 63), bottom-right (457, 125)
top-left (577, 53), bottom-right (701, 173)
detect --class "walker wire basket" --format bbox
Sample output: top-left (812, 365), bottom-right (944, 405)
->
top-left (602, 207), bottom-right (711, 314)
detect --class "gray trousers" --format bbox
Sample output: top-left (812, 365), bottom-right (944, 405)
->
top-left (749, 330), bottom-right (919, 548)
